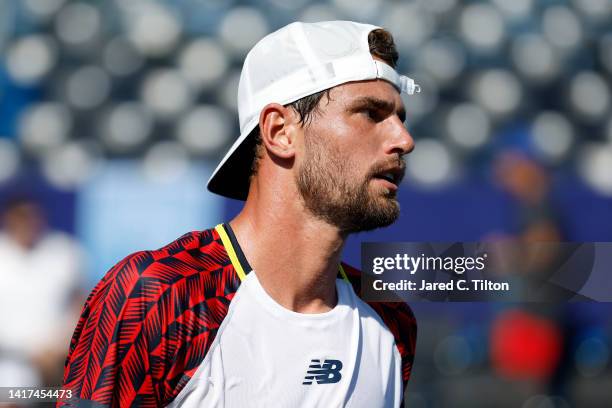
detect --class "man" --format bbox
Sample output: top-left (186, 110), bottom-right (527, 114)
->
top-left (61, 21), bottom-right (418, 407)
top-left (0, 196), bottom-right (83, 387)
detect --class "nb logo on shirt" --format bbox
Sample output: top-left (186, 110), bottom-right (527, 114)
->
top-left (302, 359), bottom-right (343, 385)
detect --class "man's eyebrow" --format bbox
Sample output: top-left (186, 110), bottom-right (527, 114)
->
top-left (349, 96), bottom-right (406, 123)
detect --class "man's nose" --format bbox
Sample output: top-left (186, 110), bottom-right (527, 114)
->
top-left (385, 118), bottom-right (415, 156)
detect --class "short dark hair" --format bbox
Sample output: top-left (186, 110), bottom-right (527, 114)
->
top-left (1, 194), bottom-right (38, 216)
top-left (249, 28), bottom-right (399, 179)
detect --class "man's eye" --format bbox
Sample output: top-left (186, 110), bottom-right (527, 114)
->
top-left (363, 109), bottom-right (383, 122)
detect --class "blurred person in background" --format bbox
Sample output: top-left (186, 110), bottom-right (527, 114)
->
top-left (490, 152), bottom-right (590, 407)
top-left (493, 151), bottom-right (563, 243)
top-left (60, 21), bottom-right (417, 407)
top-left (0, 195), bottom-right (84, 387)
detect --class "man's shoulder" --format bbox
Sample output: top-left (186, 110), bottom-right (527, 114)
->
top-left (89, 227), bottom-right (237, 309)
top-left (62, 227), bottom-right (238, 406)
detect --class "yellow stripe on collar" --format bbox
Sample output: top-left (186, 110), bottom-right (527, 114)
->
top-left (215, 224), bottom-right (247, 281)
top-left (338, 263), bottom-right (349, 283)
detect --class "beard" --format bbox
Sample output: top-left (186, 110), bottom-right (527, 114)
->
top-left (296, 134), bottom-right (403, 234)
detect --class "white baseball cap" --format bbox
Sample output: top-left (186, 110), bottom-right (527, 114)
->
top-left (207, 20), bottom-right (420, 200)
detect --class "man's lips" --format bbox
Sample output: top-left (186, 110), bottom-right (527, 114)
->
top-left (373, 176), bottom-right (399, 191)
top-left (371, 165), bottom-right (405, 187)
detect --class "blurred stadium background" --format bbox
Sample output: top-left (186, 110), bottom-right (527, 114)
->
top-left (0, 0), bottom-right (611, 406)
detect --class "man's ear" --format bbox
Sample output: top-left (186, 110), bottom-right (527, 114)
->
top-left (258, 103), bottom-right (299, 160)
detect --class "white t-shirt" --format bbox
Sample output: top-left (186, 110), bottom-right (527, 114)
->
top-left (169, 271), bottom-right (402, 408)
top-left (0, 232), bottom-right (84, 387)
top-left (0, 232), bottom-right (82, 357)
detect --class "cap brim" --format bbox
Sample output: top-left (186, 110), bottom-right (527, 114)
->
top-left (207, 121), bottom-right (258, 201)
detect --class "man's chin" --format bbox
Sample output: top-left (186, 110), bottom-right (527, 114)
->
top-left (343, 200), bottom-right (400, 233)
top-left (372, 190), bottom-right (400, 207)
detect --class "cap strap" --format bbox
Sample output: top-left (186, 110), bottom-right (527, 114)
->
top-left (374, 60), bottom-right (421, 95)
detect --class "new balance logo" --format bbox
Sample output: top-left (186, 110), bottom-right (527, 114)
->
top-left (302, 359), bottom-right (343, 385)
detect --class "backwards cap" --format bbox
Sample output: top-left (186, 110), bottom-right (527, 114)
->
top-left (207, 21), bottom-right (419, 200)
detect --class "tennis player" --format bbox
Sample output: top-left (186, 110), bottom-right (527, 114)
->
top-left (61, 21), bottom-right (418, 407)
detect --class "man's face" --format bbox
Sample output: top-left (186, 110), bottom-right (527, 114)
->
top-left (3, 201), bottom-right (45, 249)
top-left (295, 78), bottom-right (414, 234)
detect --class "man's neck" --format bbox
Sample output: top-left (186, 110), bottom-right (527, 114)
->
top-left (229, 196), bottom-right (346, 314)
